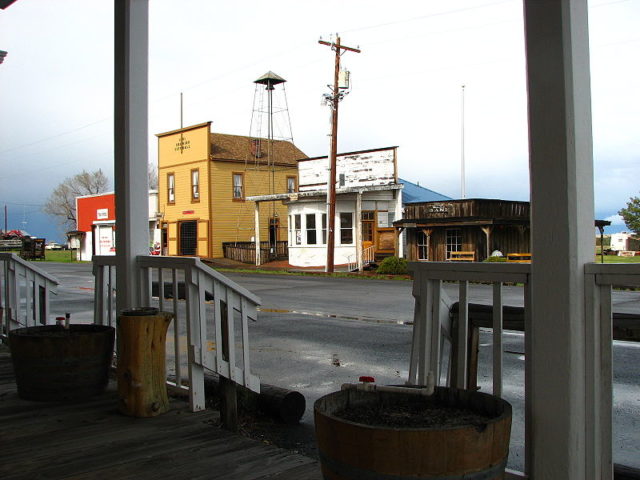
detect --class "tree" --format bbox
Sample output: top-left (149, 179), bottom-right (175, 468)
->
top-left (44, 169), bottom-right (109, 231)
top-left (148, 162), bottom-right (158, 190)
top-left (618, 194), bottom-right (640, 235)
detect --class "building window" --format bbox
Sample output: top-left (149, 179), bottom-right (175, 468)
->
top-left (232, 173), bottom-right (244, 200)
top-left (167, 173), bottom-right (175, 204)
top-left (417, 230), bottom-right (429, 261)
top-left (287, 176), bottom-right (297, 194)
top-left (294, 214), bottom-right (302, 245)
top-left (191, 169), bottom-right (200, 201)
top-left (322, 214), bottom-right (327, 244)
top-left (340, 212), bottom-right (353, 245)
top-left (306, 214), bottom-right (317, 245)
top-left (446, 228), bottom-right (462, 259)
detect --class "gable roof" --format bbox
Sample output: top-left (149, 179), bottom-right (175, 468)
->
top-left (399, 178), bottom-right (452, 204)
top-left (210, 133), bottom-right (307, 167)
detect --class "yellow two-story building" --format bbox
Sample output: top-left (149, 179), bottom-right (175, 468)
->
top-left (157, 122), bottom-right (307, 258)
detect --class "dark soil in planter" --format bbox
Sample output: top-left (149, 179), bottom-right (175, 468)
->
top-left (334, 401), bottom-right (494, 429)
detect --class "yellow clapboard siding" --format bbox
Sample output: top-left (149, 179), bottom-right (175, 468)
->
top-left (208, 162), bottom-right (295, 258)
top-left (158, 122), bottom-right (301, 259)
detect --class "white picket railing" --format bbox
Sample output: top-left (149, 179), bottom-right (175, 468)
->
top-left (410, 261), bottom-right (640, 480)
top-left (347, 245), bottom-right (377, 272)
top-left (0, 252), bottom-right (59, 340)
top-left (93, 255), bottom-right (261, 412)
top-left (409, 261), bottom-right (531, 479)
top-left (584, 263), bottom-right (640, 480)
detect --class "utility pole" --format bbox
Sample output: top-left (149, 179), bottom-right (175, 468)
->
top-left (319, 35), bottom-right (360, 273)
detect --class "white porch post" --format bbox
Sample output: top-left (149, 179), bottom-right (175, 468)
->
top-left (355, 192), bottom-right (363, 272)
top-left (524, 1), bottom-right (594, 478)
top-left (114, 0), bottom-right (149, 313)
top-left (254, 202), bottom-right (261, 266)
top-left (395, 189), bottom-right (404, 258)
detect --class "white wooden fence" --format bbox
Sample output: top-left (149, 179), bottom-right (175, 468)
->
top-left (409, 261), bottom-right (640, 480)
top-left (0, 252), bottom-right (59, 340)
top-left (93, 255), bottom-right (261, 412)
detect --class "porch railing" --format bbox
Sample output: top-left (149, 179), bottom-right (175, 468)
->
top-left (409, 261), bottom-right (531, 479)
top-left (222, 241), bottom-right (288, 264)
top-left (410, 261), bottom-right (640, 480)
top-left (0, 252), bottom-right (59, 340)
top-left (347, 245), bottom-right (376, 272)
top-left (93, 255), bottom-right (261, 412)
top-left (585, 263), bottom-right (640, 480)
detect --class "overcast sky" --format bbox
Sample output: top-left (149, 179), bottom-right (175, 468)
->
top-left (1, 0), bottom-right (638, 240)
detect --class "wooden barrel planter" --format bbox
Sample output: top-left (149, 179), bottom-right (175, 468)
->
top-left (314, 386), bottom-right (512, 480)
top-left (9, 324), bottom-right (115, 401)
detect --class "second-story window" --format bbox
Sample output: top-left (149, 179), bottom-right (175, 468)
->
top-left (191, 169), bottom-right (199, 201)
top-left (287, 176), bottom-right (297, 194)
top-left (167, 173), bottom-right (175, 204)
top-left (232, 173), bottom-right (244, 200)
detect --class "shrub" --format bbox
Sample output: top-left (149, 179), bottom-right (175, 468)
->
top-left (484, 256), bottom-right (508, 262)
top-left (376, 256), bottom-right (408, 275)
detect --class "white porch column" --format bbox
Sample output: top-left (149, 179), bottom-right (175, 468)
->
top-left (355, 192), bottom-right (363, 272)
top-left (395, 189), bottom-right (404, 258)
top-left (524, 1), bottom-right (594, 478)
top-left (254, 202), bottom-right (261, 266)
top-left (114, 0), bottom-right (149, 313)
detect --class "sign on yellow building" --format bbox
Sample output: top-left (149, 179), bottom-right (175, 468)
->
top-left (157, 122), bottom-right (307, 258)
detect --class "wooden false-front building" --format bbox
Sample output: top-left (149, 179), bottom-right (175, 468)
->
top-left (396, 199), bottom-right (530, 262)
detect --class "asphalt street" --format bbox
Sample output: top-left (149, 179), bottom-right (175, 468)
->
top-left (37, 262), bottom-right (639, 472)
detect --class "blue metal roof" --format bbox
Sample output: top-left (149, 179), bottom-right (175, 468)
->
top-left (399, 178), bottom-right (452, 204)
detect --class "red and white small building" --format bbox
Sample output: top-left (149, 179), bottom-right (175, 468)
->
top-left (71, 190), bottom-right (161, 261)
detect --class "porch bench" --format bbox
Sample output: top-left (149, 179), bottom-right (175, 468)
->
top-left (449, 251), bottom-right (476, 262)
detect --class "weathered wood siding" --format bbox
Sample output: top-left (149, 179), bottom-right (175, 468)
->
top-left (404, 199), bottom-right (530, 221)
top-left (403, 199), bottom-right (530, 262)
top-left (298, 147), bottom-right (397, 191)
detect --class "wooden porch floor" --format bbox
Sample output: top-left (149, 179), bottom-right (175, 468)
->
top-left (0, 349), bottom-right (322, 480)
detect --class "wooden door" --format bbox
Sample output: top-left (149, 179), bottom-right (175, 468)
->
top-left (362, 211), bottom-right (375, 250)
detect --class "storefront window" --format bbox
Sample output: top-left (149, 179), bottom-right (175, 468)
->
top-left (294, 214), bottom-right (302, 245)
top-left (446, 228), bottom-right (462, 259)
top-left (306, 214), bottom-right (317, 245)
top-left (340, 212), bottom-right (353, 244)
top-left (417, 231), bottom-right (429, 260)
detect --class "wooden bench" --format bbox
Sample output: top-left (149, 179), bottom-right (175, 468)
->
top-left (449, 251), bottom-right (475, 262)
top-left (506, 253), bottom-right (531, 263)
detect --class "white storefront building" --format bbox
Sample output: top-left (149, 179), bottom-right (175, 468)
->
top-left (249, 147), bottom-right (403, 269)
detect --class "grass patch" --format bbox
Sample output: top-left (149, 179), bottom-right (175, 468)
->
top-left (44, 249), bottom-right (84, 263)
top-left (598, 255), bottom-right (640, 264)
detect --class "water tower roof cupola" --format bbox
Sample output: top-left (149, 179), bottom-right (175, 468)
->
top-left (254, 71), bottom-right (286, 90)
